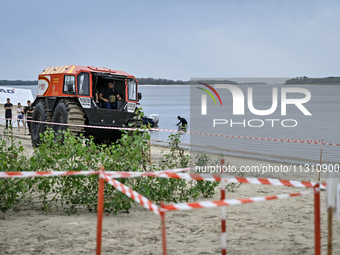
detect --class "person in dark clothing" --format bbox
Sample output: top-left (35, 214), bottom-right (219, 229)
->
top-left (24, 100), bottom-right (34, 135)
top-left (4, 98), bottom-right (13, 128)
top-left (176, 116), bottom-right (188, 128)
top-left (99, 82), bottom-right (122, 109)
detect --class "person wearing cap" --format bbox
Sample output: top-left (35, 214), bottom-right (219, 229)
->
top-left (17, 102), bottom-right (25, 132)
top-left (4, 98), bottom-right (13, 128)
top-left (176, 116), bottom-right (188, 128)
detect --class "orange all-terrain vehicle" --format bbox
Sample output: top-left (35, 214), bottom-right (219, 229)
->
top-left (31, 65), bottom-right (142, 146)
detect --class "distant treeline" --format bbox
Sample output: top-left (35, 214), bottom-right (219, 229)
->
top-left (137, 77), bottom-right (190, 85)
top-left (0, 78), bottom-right (190, 85)
top-left (191, 80), bottom-right (269, 85)
top-left (4, 76), bottom-right (340, 86)
top-left (0, 80), bottom-right (38, 85)
top-left (0, 79), bottom-right (264, 86)
top-left (285, 76), bottom-right (340, 84)
top-left (239, 82), bottom-right (267, 85)
top-left (138, 78), bottom-right (268, 85)
top-left (192, 79), bottom-right (238, 85)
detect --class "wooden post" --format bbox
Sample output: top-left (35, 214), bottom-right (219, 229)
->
top-left (96, 166), bottom-right (105, 255)
top-left (314, 183), bottom-right (321, 255)
top-left (160, 202), bottom-right (167, 255)
top-left (10, 124), bottom-right (13, 145)
top-left (326, 170), bottom-right (339, 255)
top-left (24, 118), bottom-right (26, 135)
top-left (328, 207), bottom-right (333, 255)
top-left (318, 142), bottom-right (323, 181)
top-left (220, 158), bottom-right (226, 255)
top-left (149, 137), bottom-right (152, 165)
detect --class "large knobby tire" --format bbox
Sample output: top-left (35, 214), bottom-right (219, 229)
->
top-left (31, 101), bottom-right (48, 147)
top-left (52, 99), bottom-right (86, 140)
top-left (52, 101), bottom-right (68, 136)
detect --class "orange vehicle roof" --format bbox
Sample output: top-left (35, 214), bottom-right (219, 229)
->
top-left (40, 65), bottom-right (135, 78)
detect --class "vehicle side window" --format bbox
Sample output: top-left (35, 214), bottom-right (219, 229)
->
top-left (77, 72), bottom-right (90, 96)
top-left (63, 75), bottom-right (75, 94)
top-left (128, 79), bottom-right (137, 101)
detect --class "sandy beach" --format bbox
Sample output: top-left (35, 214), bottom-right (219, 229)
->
top-left (0, 127), bottom-right (339, 255)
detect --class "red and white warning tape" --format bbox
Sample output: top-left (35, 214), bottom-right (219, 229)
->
top-left (0, 170), bottom-right (98, 178)
top-left (0, 169), bottom-right (327, 190)
top-left (0, 167), bottom-right (190, 179)
top-left (101, 173), bottom-right (161, 215)
top-left (104, 167), bottom-right (191, 178)
top-left (1, 117), bottom-right (141, 132)
top-left (102, 172), bottom-right (328, 190)
top-left (101, 172), bottom-right (311, 214)
top-left (161, 191), bottom-right (311, 211)
top-left (1, 117), bottom-right (339, 146)
top-left (182, 133), bottom-right (340, 147)
top-left (150, 127), bottom-right (340, 146)
top-left (0, 168), bottom-right (317, 214)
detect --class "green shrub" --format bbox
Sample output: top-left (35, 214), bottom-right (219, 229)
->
top-left (194, 152), bottom-right (242, 197)
top-left (0, 130), bottom-right (37, 218)
top-left (0, 128), bottom-right (241, 217)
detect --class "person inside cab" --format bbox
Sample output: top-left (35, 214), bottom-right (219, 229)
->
top-left (99, 82), bottom-right (122, 109)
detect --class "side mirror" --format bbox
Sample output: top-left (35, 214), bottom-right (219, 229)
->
top-left (138, 92), bottom-right (142, 100)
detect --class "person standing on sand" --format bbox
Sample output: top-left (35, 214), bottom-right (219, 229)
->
top-left (4, 98), bottom-right (13, 128)
top-left (24, 100), bottom-right (34, 135)
top-left (17, 102), bottom-right (25, 132)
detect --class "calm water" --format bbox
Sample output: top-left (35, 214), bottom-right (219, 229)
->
top-left (140, 85), bottom-right (340, 163)
top-left (3, 84), bottom-right (339, 163)
top-left (138, 85), bottom-right (190, 142)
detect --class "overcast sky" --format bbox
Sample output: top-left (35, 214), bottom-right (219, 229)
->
top-left (1, 0), bottom-right (339, 81)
